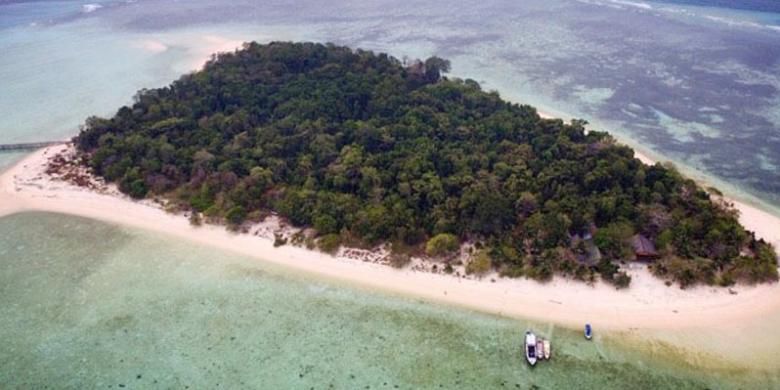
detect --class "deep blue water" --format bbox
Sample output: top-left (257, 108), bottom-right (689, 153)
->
top-left (649, 0), bottom-right (780, 14)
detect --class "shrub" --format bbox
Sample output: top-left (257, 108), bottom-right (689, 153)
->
top-left (313, 215), bottom-right (339, 235)
top-left (728, 242), bottom-right (779, 283)
top-left (596, 258), bottom-right (619, 282)
top-left (389, 253), bottom-right (411, 268)
top-left (716, 272), bottom-right (736, 287)
top-left (273, 233), bottom-right (288, 247)
top-left (655, 256), bottom-right (715, 288)
top-left (499, 265), bottom-right (524, 278)
top-left (304, 236), bottom-right (316, 250)
top-left (466, 251), bottom-right (492, 276)
top-left (318, 234), bottom-right (342, 254)
top-left (188, 212), bottom-right (202, 226)
top-left (118, 168), bottom-right (148, 199)
top-left (425, 233), bottom-right (459, 257)
top-left (613, 271), bottom-right (632, 289)
top-left (225, 206), bottom-right (247, 226)
top-left (594, 222), bottom-right (634, 260)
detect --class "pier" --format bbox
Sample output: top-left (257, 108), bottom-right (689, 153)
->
top-left (0, 141), bottom-right (67, 152)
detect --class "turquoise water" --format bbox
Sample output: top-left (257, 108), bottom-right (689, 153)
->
top-left (0, 19), bottom-right (183, 144)
top-left (0, 152), bottom-right (26, 173)
top-left (0, 212), bottom-right (777, 388)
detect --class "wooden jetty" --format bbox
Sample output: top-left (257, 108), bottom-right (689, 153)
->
top-left (0, 141), bottom-right (67, 152)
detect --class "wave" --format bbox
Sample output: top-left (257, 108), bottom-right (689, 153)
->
top-left (607, 0), bottom-right (654, 10)
top-left (82, 4), bottom-right (103, 14)
top-left (574, 0), bottom-right (655, 11)
top-left (699, 13), bottom-right (780, 33)
top-left (579, 0), bottom-right (780, 33)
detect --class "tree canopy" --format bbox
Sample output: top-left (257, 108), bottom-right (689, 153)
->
top-left (74, 41), bottom-right (778, 287)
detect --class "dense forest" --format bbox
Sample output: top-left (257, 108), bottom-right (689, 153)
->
top-left (74, 42), bottom-right (778, 287)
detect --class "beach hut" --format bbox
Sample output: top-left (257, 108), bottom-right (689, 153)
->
top-left (631, 234), bottom-right (660, 261)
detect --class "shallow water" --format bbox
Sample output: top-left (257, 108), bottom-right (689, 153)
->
top-left (0, 152), bottom-right (26, 173)
top-left (0, 212), bottom-right (777, 389)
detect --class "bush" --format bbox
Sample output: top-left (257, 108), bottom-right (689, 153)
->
top-left (613, 271), bottom-right (632, 288)
top-left (654, 256), bottom-right (714, 288)
top-left (596, 258), bottom-right (619, 282)
top-left (189, 212), bottom-right (202, 226)
top-left (425, 233), bottom-right (459, 257)
top-left (313, 215), bottom-right (339, 235)
top-left (728, 243), bottom-right (779, 283)
top-left (499, 265), bottom-right (525, 278)
top-left (389, 253), bottom-right (411, 268)
top-left (290, 231), bottom-right (306, 246)
top-left (716, 272), bottom-right (736, 287)
top-left (466, 251), bottom-right (492, 276)
top-left (273, 233), bottom-right (288, 247)
top-left (318, 234), bottom-right (342, 254)
top-left (225, 206), bottom-right (247, 226)
top-left (594, 222), bottom-right (634, 260)
top-left (118, 168), bottom-right (148, 199)
top-left (444, 263), bottom-right (454, 274)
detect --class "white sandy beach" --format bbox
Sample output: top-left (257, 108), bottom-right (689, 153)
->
top-left (1, 145), bottom-right (779, 334)
top-left (132, 33), bottom-right (247, 73)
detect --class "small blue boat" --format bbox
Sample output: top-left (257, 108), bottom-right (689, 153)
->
top-left (584, 323), bottom-right (593, 340)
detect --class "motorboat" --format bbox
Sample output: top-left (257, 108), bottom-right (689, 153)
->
top-left (537, 339), bottom-right (545, 360)
top-left (525, 331), bottom-right (538, 366)
top-left (543, 339), bottom-right (551, 359)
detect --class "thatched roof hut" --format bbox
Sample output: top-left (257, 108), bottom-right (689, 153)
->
top-left (631, 234), bottom-right (660, 261)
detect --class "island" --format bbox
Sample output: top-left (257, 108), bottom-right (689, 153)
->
top-left (70, 41), bottom-right (777, 288)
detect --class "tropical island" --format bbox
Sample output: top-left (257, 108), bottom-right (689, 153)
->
top-left (72, 41), bottom-right (777, 288)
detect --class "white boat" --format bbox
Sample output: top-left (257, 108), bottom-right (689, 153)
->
top-left (525, 331), bottom-right (538, 366)
top-left (537, 339), bottom-right (545, 360)
top-left (543, 339), bottom-right (551, 360)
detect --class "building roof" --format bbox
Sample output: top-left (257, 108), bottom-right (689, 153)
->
top-left (631, 234), bottom-right (658, 257)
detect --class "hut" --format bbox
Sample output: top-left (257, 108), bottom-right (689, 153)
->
top-left (631, 234), bottom-right (660, 261)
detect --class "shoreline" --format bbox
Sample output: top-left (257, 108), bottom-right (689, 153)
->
top-left (1, 145), bottom-right (780, 332)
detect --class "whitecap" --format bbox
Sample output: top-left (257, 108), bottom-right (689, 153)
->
top-left (133, 39), bottom-right (169, 53)
top-left (608, 0), bottom-right (653, 10)
top-left (82, 4), bottom-right (103, 14)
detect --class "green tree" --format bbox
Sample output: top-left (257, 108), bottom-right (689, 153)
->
top-left (425, 233), bottom-right (459, 257)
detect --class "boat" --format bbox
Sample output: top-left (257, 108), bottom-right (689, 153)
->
top-left (537, 339), bottom-right (545, 360)
top-left (525, 331), bottom-right (538, 366)
top-left (585, 323), bottom-right (593, 340)
top-left (543, 339), bottom-right (551, 359)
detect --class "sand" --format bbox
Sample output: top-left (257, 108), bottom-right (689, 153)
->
top-left (131, 33), bottom-right (247, 72)
top-left (1, 145), bottom-right (779, 332)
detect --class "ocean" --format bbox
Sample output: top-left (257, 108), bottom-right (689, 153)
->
top-left (1, 1), bottom-right (779, 388)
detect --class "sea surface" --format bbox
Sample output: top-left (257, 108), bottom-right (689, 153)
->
top-left (1, 1), bottom-right (780, 388)
top-left (1, 212), bottom-right (778, 389)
